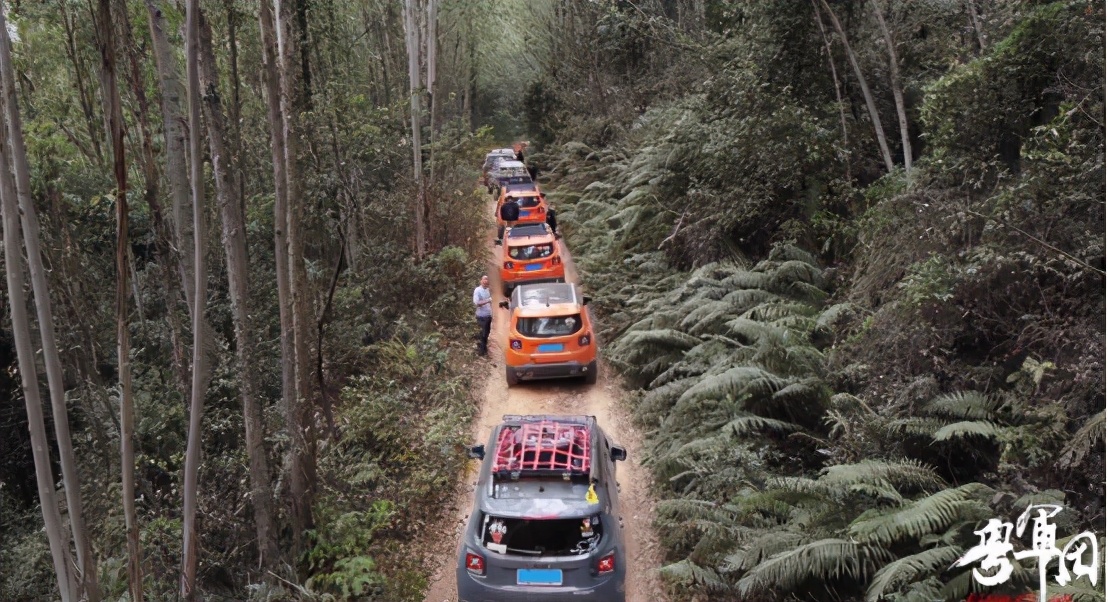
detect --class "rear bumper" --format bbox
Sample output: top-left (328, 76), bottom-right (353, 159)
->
top-left (507, 360), bottom-right (597, 381)
top-left (457, 569), bottom-right (625, 602)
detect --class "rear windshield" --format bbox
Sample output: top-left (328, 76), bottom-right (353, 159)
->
top-left (479, 514), bottom-right (602, 556)
top-left (518, 197), bottom-right (542, 208)
top-left (508, 244), bottom-right (553, 260)
top-left (517, 314), bottom-right (582, 338)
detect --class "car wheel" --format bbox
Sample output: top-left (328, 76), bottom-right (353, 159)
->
top-left (584, 360), bottom-right (598, 385)
top-left (506, 366), bottom-right (519, 387)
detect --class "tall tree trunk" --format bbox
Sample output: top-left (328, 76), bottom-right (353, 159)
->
top-left (0, 106), bottom-right (78, 602)
top-left (197, 9), bottom-right (279, 569)
top-left (123, 0), bottom-right (190, 401)
top-left (0, 5), bottom-right (101, 600)
top-left (870, 0), bottom-right (912, 173)
top-left (403, 0), bottom-right (425, 255)
top-left (272, 0), bottom-right (316, 555)
top-left (94, 0), bottom-right (144, 599)
top-left (818, 0), bottom-right (894, 174)
top-left (812, 0), bottom-right (851, 182)
top-left (145, 0), bottom-right (197, 319)
top-left (181, 0), bottom-right (209, 598)
top-left (259, 0), bottom-right (299, 553)
top-left (424, 0), bottom-right (437, 249)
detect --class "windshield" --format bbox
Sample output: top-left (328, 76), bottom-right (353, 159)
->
top-left (518, 196), bottom-right (542, 208)
top-left (508, 244), bottom-right (553, 260)
top-left (517, 314), bottom-right (582, 338)
top-left (479, 514), bottom-right (602, 556)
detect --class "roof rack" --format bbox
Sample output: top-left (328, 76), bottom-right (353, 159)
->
top-left (490, 419), bottom-right (592, 480)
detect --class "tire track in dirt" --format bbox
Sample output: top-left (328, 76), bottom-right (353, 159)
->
top-left (420, 201), bottom-right (668, 602)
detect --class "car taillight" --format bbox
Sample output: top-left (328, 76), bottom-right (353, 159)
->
top-left (578, 333), bottom-right (591, 346)
top-left (597, 551), bottom-right (615, 574)
top-left (510, 339), bottom-right (522, 350)
top-left (465, 551), bottom-right (485, 575)
top-left (551, 256), bottom-right (562, 265)
top-left (537, 206), bottom-right (545, 214)
top-left (503, 261), bottom-right (514, 269)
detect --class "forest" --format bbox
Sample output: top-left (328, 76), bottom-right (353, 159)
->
top-left (0, 1), bottom-right (1103, 602)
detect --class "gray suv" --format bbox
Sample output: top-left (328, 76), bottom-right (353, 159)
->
top-left (456, 414), bottom-right (628, 602)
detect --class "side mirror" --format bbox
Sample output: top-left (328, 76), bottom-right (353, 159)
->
top-left (583, 296), bottom-right (592, 306)
top-left (467, 445), bottom-right (485, 460)
top-left (498, 300), bottom-right (509, 309)
top-left (610, 446), bottom-right (627, 462)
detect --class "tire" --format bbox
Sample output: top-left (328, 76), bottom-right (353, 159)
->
top-left (584, 360), bottom-right (598, 385)
top-left (506, 366), bottom-right (520, 387)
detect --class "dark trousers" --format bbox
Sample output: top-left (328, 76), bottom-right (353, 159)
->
top-left (476, 315), bottom-right (492, 355)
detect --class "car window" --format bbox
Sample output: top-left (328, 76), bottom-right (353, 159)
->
top-left (479, 513), bottom-right (603, 556)
top-left (518, 197), bottom-right (541, 208)
top-left (508, 244), bottom-right (553, 260)
top-left (517, 314), bottom-right (582, 338)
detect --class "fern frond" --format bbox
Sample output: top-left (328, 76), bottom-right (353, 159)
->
top-left (865, 546), bottom-right (963, 602)
top-left (1058, 410), bottom-right (1105, 469)
top-left (736, 539), bottom-right (893, 596)
top-left (723, 413), bottom-right (802, 437)
top-left (932, 421), bottom-right (1006, 442)
top-left (885, 417), bottom-right (947, 438)
top-left (816, 303), bottom-right (860, 331)
top-left (924, 390), bottom-right (997, 420)
top-left (677, 366), bottom-right (788, 406)
top-left (849, 484), bottom-right (993, 546)
top-left (767, 243), bottom-right (818, 265)
top-left (820, 459), bottom-right (946, 493)
top-left (658, 558), bottom-right (731, 593)
top-left (722, 531), bottom-right (809, 573)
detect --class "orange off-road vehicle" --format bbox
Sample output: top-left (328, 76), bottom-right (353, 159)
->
top-left (496, 189), bottom-right (548, 230)
top-left (499, 223), bottom-right (565, 296)
top-left (498, 283), bottom-right (598, 387)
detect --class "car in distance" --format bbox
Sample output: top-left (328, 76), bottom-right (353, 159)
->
top-left (498, 283), bottom-right (598, 386)
top-left (488, 159), bottom-right (532, 196)
top-left (499, 224), bottom-right (565, 296)
top-left (457, 414), bottom-right (627, 602)
top-left (482, 149), bottom-right (517, 190)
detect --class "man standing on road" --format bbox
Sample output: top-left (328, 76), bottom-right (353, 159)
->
top-left (473, 275), bottom-right (493, 357)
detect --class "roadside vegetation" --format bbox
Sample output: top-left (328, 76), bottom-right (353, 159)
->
top-left (524, 1), bottom-right (1105, 601)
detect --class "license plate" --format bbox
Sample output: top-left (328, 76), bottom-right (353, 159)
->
top-left (537, 343), bottom-right (564, 352)
top-left (517, 568), bottom-right (562, 586)
top-left (524, 263), bottom-right (542, 271)
top-left (519, 210), bottom-right (531, 218)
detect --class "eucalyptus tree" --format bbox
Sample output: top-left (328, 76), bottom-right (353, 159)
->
top-left (0, 78), bottom-right (79, 602)
top-left (94, 0), bottom-right (144, 597)
top-left (197, 7), bottom-right (279, 569)
top-left (181, 0), bottom-right (210, 596)
top-left (0, 5), bottom-right (100, 599)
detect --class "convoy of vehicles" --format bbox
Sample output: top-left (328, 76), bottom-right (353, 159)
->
top-left (455, 148), bottom-right (620, 599)
top-left (456, 414), bottom-right (627, 602)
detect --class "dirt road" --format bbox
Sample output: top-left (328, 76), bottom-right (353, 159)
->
top-left (420, 208), bottom-right (669, 602)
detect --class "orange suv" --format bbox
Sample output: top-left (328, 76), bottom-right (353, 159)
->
top-left (499, 223), bottom-right (565, 296)
top-left (498, 283), bottom-right (598, 386)
top-left (496, 189), bottom-right (548, 230)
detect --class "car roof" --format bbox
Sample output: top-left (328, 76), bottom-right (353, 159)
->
top-left (490, 148), bottom-right (516, 156)
top-left (497, 160), bottom-right (525, 169)
top-left (476, 415), bottom-right (610, 518)
top-left (511, 283), bottom-right (581, 315)
top-left (506, 224), bottom-right (551, 239)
